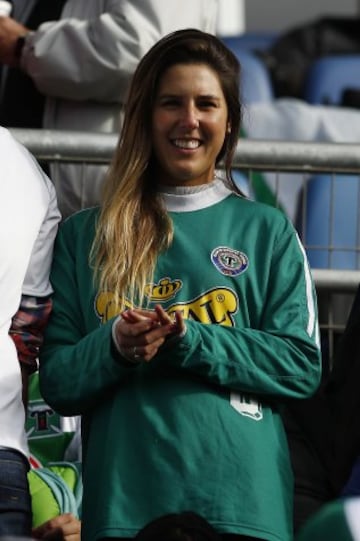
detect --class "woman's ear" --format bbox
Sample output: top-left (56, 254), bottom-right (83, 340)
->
top-left (226, 122), bottom-right (231, 134)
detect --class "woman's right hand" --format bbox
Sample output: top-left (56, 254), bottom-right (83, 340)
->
top-left (114, 307), bottom-right (174, 363)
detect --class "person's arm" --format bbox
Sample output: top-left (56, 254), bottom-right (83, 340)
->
top-left (11, 164), bottom-right (60, 406)
top-left (10, 294), bottom-right (52, 406)
top-left (113, 222), bottom-right (321, 400)
top-left (17, 0), bottom-right (218, 102)
top-left (155, 224), bottom-right (321, 400)
top-left (39, 215), bottom-right (157, 417)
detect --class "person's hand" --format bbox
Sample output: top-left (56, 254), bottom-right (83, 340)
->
top-left (0, 16), bottom-right (29, 66)
top-left (114, 307), bottom-right (173, 363)
top-left (32, 513), bottom-right (81, 541)
top-left (153, 304), bottom-right (186, 337)
top-left (114, 305), bottom-right (185, 363)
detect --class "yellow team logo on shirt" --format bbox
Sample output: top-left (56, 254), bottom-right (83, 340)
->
top-left (166, 287), bottom-right (237, 326)
top-left (95, 282), bottom-right (238, 327)
top-left (145, 277), bottom-right (182, 301)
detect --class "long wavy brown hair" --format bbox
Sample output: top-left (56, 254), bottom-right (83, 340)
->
top-left (91, 29), bottom-right (242, 311)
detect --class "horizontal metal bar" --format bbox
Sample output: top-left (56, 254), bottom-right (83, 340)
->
top-left (233, 139), bottom-right (360, 174)
top-left (312, 269), bottom-right (360, 292)
top-left (10, 128), bottom-right (119, 163)
top-left (9, 128), bottom-right (360, 295)
top-left (10, 128), bottom-right (360, 173)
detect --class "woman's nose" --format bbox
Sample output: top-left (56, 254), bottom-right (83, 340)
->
top-left (179, 105), bottom-right (199, 129)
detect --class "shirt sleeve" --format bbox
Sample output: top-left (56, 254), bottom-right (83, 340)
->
top-left (39, 215), bottom-right (141, 417)
top-left (22, 171), bottom-right (61, 297)
top-left (20, 0), bottom-right (218, 103)
top-left (157, 226), bottom-right (322, 400)
top-left (10, 295), bottom-right (52, 374)
top-left (10, 158), bottom-right (60, 373)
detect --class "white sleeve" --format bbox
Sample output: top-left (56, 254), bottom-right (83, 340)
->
top-left (20, 0), bottom-right (218, 103)
top-left (22, 172), bottom-right (61, 297)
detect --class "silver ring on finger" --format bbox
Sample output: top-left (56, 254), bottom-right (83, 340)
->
top-left (133, 346), bottom-right (141, 359)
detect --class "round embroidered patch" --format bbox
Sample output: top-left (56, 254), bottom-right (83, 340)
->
top-left (211, 246), bottom-right (249, 276)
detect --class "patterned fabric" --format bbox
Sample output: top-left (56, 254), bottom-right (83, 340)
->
top-left (10, 294), bottom-right (52, 373)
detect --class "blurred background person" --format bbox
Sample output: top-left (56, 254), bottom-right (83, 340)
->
top-left (0, 125), bottom-right (60, 537)
top-left (295, 497), bottom-right (360, 541)
top-left (0, 0), bottom-right (219, 218)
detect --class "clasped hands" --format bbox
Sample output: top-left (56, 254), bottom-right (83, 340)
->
top-left (114, 304), bottom-right (185, 363)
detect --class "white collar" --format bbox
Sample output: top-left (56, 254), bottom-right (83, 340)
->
top-left (160, 179), bottom-right (232, 212)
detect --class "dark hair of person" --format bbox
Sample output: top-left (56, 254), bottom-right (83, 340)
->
top-left (91, 29), bottom-right (243, 310)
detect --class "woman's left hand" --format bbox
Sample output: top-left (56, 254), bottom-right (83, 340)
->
top-left (115, 305), bottom-right (186, 363)
top-left (114, 308), bottom-right (173, 363)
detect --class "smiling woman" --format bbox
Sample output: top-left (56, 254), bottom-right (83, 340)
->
top-left (39, 29), bottom-right (322, 541)
top-left (151, 63), bottom-right (229, 186)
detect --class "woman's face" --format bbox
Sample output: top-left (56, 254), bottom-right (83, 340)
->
top-left (151, 63), bottom-right (229, 187)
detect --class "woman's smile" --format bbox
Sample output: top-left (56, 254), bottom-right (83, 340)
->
top-left (171, 138), bottom-right (202, 150)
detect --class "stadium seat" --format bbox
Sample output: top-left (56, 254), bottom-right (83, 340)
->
top-left (221, 38), bottom-right (275, 103)
top-left (221, 36), bottom-right (275, 191)
top-left (221, 32), bottom-right (276, 54)
top-left (301, 174), bottom-right (360, 269)
top-left (304, 54), bottom-right (360, 105)
top-left (303, 57), bottom-right (360, 273)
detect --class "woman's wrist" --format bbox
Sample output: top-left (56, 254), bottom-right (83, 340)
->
top-left (111, 316), bottom-right (141, 367)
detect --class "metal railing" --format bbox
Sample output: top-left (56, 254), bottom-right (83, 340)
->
top-left (10, 128), bottom-right (360, 359)
top-left (10, 128), bottom-right (360, 172)
top-left (11, 128), bottom-right (360, 287)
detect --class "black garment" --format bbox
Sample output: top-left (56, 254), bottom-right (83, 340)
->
top-left (342, 89), bottom-right (360, 109)
top-left (258, 17), bottom-right (360, 99)
top-left (0, 0), bottom-right (66, 127)
top-left (327, 284), bottom-right (360, 490)
top-left (282, 283), bottom-right (360, 533)
top-left (281, 397), bottom-right (336, 534)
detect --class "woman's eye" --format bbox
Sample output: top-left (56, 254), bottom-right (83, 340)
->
top-left (198, 100), bottom-right (217, 108)
top-left (161, 99), bottom-right (180, 107)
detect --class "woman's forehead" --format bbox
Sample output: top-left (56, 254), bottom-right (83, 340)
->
top-left (156, 63), bottom-right (223, 94)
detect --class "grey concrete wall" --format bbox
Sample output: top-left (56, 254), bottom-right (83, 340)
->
top-left (244, 0), bottom-right (358, 33)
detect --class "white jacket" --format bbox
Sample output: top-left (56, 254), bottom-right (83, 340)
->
top-left (20, 0), bottom-right (219, 216)
top-left (0, 126), bottom-right (60, 458)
